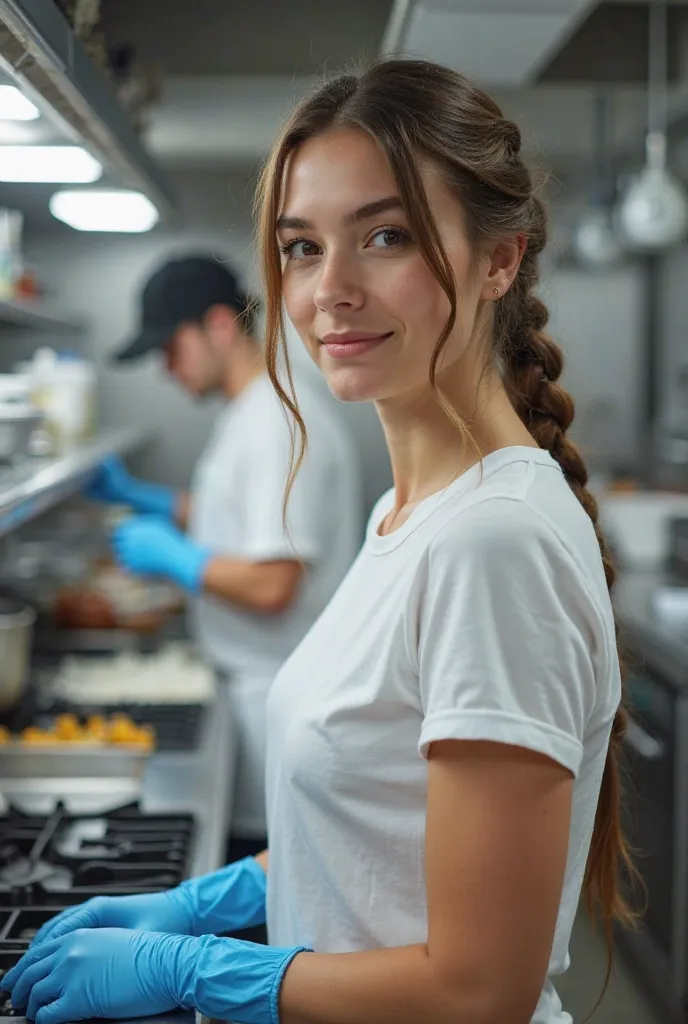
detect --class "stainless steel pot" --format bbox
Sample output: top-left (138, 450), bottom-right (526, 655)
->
top-left (0, 598), bottom-right (35, 711)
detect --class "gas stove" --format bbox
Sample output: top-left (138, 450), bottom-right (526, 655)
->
top-left (0, 800), bottom-right (196, 1017)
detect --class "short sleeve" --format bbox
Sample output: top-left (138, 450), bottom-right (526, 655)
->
top-left (240, 406), bottom-right (332, 563)
top-left (416, 499), bottom-right (602, 777)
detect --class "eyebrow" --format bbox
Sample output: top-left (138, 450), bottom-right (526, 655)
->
top-left (276, 196), bottom-right (404, 232)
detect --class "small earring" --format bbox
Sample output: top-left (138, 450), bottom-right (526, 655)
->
top-left (492, 287), bottom-right (500, 296)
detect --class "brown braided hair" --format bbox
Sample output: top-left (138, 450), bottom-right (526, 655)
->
top-left (255, 58), bottom-right (638, 970)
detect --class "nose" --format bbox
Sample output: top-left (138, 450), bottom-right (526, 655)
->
top-left (313, 250), bottom-right (366, 314)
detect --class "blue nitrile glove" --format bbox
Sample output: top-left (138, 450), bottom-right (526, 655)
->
top-left (86, 455), bottom-right (176, 518)
top-left (29, 856), bottom-right (267, 947)
top-left (2, 929), bottom-right (309, 1024)
top-left (113, 515), bottom-right (211, 592)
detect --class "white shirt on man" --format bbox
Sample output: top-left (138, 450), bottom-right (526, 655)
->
top-left (265, 445), bottom-right (621, 1023)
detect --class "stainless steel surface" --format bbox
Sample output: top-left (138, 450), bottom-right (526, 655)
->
top-left (0, 410), bottom-right (44, 463)
top-left (0, 297), bottom-right (83, 333)
top-left (141, 680), bottom-right (236, 878)
top-left (0, 0), bottom-right (177, 218)
top-left (671, 696), bottom-right (688, 1000)
top-left (0, 599), bottom-right (34, 712)
top-left (0, 681), bottom-right (235, 1024)
top-left (0, 742), bottom-right (151, 782)
top-left (0, 427), bottom-right (149, 539)
top-left (3, 681), bottom-right (237, 876)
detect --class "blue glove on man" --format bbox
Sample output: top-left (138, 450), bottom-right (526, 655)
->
top-left (2, 927), bottom-right (308, 1024)
top-left (29, 856), bottom-right (267, 947)
top-left (86, 455), bottom-right (176, 519)
top-left (113, 515), bottom-right (211, 592)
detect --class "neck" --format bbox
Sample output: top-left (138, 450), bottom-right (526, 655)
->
top-left (375, 361), bottom-right (536, 509)
top-left (222, 337), bottom-right (266, 399)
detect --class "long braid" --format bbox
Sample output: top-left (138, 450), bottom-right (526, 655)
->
top-left (498, 202), bottom-right (638, 955)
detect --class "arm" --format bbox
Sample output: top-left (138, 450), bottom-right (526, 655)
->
top-left (3, 746), bottom-right (570, 1024)
top-left (278, 740), bottom-right (572, 1024)
top-left (112, 518), bottom-right (305, 614)
top-left (202, 557), bottom-right (303, 614)
top-left (175, 492), bottom-right (192, 531)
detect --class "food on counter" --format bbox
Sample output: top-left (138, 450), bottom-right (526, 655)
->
top-left (50, 642), bottom-right (216, 705)
top-left (54, 564), bottom-right (182, 633)
top-left (15, 712), bottom-right (155, 750)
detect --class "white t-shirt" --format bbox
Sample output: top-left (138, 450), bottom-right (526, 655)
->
top-left (265, 446), bottom-right (621, 1024)
top-left (188, 373), bottom-right (362, 681)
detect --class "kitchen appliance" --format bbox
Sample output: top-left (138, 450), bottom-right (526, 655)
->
top-left (0, 800), bottom-right (196, 1020)
top-left (0, 601), bottom-right (34, 714)
top-left (0, 405), bottom-right (44, 464)
top-left (613, 616), bottom-right (688, 1023)
top-left (615, 1), bottom-right (688, 252)
top-left (571, 92), bottom-right (623, 270)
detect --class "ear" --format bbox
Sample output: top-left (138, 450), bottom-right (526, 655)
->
top-left (482, 234), bottom-right (527, 302)
top-left (204, 304), bottom-right (242, 345)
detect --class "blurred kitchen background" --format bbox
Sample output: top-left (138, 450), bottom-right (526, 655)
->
top-left (2, 1), bottom-right (688, 1022)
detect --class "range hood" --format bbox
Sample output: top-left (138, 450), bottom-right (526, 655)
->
top-left (0, 0), bottom-right (177, 218)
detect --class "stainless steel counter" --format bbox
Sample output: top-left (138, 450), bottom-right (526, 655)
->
top-left (0, 681), bottom-right (236, 1024)
top-left (141, 680), bottom-right (236, 877)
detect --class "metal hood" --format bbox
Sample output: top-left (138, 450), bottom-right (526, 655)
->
top-left (0, 0), bottom-right (177, 217)
top-left (383, 0), bottom-right (598, 87)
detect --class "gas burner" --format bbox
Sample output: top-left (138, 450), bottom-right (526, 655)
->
top-left (0, 801), bottom-right (195, 904)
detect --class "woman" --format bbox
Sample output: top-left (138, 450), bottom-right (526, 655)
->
top-left (2, 58), bottom-right (634, 1024)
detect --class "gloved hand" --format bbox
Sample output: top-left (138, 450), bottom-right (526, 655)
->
top-left (30, 856), bottom-right (267, 947)
top-left (113, 515), bottom-right (210, 592)
top-left (86, 455), bottom-right (176, 518)
top-left (2, 928), bottom-right (308, 1024)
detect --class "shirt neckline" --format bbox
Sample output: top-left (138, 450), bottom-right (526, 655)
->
top-left (367, 446), bottom-right (561, 555)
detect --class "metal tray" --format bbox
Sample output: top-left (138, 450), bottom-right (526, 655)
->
top-left (0, 743), bottom-right (151, 780)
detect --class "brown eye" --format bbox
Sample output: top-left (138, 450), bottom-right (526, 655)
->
top-left (367, 227), bottom-right (411, 249)
top-left (280, 238), bottom-right (321, 259)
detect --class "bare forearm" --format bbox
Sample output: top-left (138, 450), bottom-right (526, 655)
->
top-left (280, 944), bottom-right (525, 1024)
top-left (255, 849), bottom-right (269, 874)
top-left (201, 556), bottom-right (301, 613)
top-left (175, 492), bottom-right (191, 530)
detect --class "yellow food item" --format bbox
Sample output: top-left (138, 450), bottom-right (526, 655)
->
top-left (84, 715), bottom-right (108, 742)
top-left (14, 713), bottom-right (155, 751)
top-left (54, 714), bottom-right (83, 741)
top-left (21, 727), bottom-right (59, 746)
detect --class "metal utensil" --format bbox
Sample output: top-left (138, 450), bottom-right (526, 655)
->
top-left (0, 598), bottom-right (35, 711)
top-left (0, 407), bottom-right (44, 462)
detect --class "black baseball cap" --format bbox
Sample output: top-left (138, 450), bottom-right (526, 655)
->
top-left (114, 254), bottom-right (250, 362)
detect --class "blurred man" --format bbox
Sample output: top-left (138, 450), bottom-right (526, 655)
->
top-left (89, 254), bottom-right (362, 855)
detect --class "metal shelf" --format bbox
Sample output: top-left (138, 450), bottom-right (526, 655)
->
top-left (0, 427), bottom-right (148, 538)
top-left (0, 0), bottom-right (177, 218)
top-left (0, 297), bottom-right (84, 333)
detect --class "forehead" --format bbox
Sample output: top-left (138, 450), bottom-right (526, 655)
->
top-left (278, 126), bottom-right (461, 229)
top-left (280, 128), bottom-right (394, 216)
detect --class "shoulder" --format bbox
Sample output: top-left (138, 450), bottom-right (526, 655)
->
top-left (423, 493), bottom-right (610, 636)
top-left (428, 494), bottom-right (566, 571)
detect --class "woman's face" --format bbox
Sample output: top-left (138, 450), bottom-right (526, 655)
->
top-left (277, 127), bottom-right (498, 405)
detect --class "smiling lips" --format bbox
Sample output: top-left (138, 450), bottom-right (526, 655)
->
top-left (320, 331), bottom-right (393, 358)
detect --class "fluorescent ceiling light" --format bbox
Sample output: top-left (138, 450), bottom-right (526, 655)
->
top-left (0, 146), bottom-right (102, 182)
top-left (49, 190), bottom-right (160, 233)
top-left (0, 86), bottom-right (39, 121)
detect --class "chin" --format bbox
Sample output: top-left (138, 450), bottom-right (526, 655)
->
top-left (324, 366), bottom-right (391, 404)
